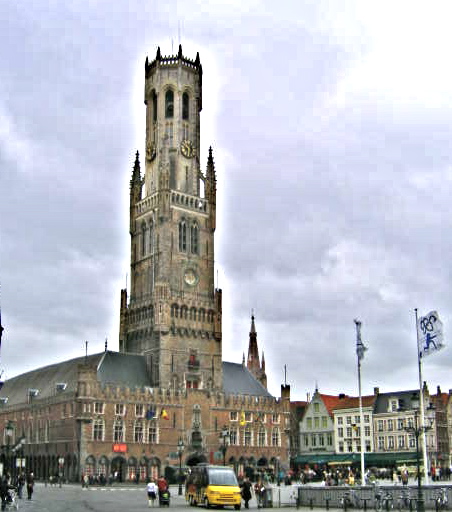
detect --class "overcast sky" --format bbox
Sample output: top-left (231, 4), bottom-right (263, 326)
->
top-left (1, 1), bottom-right (452, 401)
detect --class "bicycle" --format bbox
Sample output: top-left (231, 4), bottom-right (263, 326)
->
top-left (375, 488), bottom-right (393, 511)
top-left (396, 489), bottom-right (411, 511)
top-left (341, 489), bottom-right (362, 510)
top-left (2, 487), bottom-right (19, 511)
top-left (434, 488), bottom-right (448, 510)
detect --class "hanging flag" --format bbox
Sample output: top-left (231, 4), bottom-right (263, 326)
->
top-left (146, 408), bottom-right (155, 420)
top-left (354, 319), bottom-right (368, 361)
top-left (0, 308), bottom-right (4, 348)
top-left (239, 410), bottom-right (246, 426)
top-left (418, 311), bottom-right (445, 358)
top-left (160, 408), bottom-right (169, 420)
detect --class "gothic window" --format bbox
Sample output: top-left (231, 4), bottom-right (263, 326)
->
top-left (135, 404), bottom-right (144, 417)
top-left (115, 403), bottom-right (126, 416)
top-left (257, 427), bottom-right (266, 447)
top-left (230, 428), bottom-right (238, 445)
top-left (271, 427), bottom-right (280, 446)
top-left (190, 223), bottom-right (198, 254)
top-left (169, 155), bottom-right (176, 188)
top-left (152, 90), bottom-right (157, 122)
top-left (179, 221), bottom-right (187, 251)
top-left (134, 420), bottom-right (144, 443)
top-left (149, 220), bottom-right (154, 254)
top-left (94, 402), bottom-right (104, 414)
top-left (182, 92), bottom-right (189, 120)
top-left (141, 223), bottom-right (147, 257)
top-left (171, 304), bottom-right (179, 318)
top-left (113, 419), bottom-right (124, 442)
top-left (93, 419), bottom-right (104, 441)
top-left (190, 307), bottom-right (196, 320)
top-left (165, 90), bottom-right (174, 118)
top-left (181, 305), bottom-right (188, 319)
top-left (148, 423), bottom-right (158, 444)
top-left (244, 426), bottom-right (252, 446)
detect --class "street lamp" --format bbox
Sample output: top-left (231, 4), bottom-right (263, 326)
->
top-left (177, 438), bottom-right (185, 496)
top-left (404, 394), bottom-right (432, 512)
top-left (219, 427), bottom-right (230, 466)
top-left (4, 421), bottom-right (14, 477)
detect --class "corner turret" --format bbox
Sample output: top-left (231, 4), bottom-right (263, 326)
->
top-left (205, 147), bottom-right (217, 232)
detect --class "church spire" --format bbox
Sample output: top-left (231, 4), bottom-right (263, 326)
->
top-left (246, 312), bottom-right (267, 389)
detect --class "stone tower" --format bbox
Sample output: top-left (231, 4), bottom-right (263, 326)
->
top-left (246, 314), bottom-right (267, 389)
top-left (119, 45), bottom-right (222, 390)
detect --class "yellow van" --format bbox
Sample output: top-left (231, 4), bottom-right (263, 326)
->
top-left (185, 464), bottom-right (242, 509)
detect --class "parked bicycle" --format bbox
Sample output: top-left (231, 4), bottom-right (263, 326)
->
top-left (375, 485), bottom-right (393, 512)
top-left (396, 488), bottom-right (411, 511)
top-left (341, 489), bottom-right (362, 510)
top-left (434, 488), bottom-right (448, 510)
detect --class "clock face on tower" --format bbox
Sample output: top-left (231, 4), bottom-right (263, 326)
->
top-left (180, 139), bottom-right (195, 158)
top-left (184, 268), bottom-right (198, 286)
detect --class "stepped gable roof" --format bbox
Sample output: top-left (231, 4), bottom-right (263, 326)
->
top-left (0, 351), bottom-right (151, 406)
top-left (332, 394), bottom-right (376, 410)
top-left (373, 389), bottom-right (419, 414)
top-left (222, 362), bottom-right (273, 397)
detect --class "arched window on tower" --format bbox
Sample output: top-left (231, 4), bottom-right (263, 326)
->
top-left (179, 221), bottom-right (187, 252)
top-left (182, 92), bottom-right (189, 120)
top-left (149, 220), bottom-right (154, 254)
top-left (152, 90), bottom-right (157, 122)
top-left (141, 223), bottom-right (147, 257)
top-left (190, 223), bottom-right (198, 254)
top-left (165, 89), bottom-right (174, 118)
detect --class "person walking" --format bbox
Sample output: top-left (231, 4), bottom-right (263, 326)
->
top-left (240, 477), bottom-right (252, 509)
top-left (146, 478), bottom-right (158, 507)
top-left (26, 472), bottom-right (34, 500)
top-left (17, 472), bottom-right (25, 499)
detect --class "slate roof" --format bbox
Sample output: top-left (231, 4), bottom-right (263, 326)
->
top-left (373, 389), bottom-right (419, 413)
top-left (0, 352), bottom-right (272, 406)
top-left (222, 362), bottom-right (273, 397)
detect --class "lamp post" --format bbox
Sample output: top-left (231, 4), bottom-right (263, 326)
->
top-left (5, 421), bottom-right (14, 478)
top-left (404, 394), bottom-right (431, 512)
top-left (219, 427), bottom-right (230, 466)
top-left (177, 438), bottom-right (185, 496)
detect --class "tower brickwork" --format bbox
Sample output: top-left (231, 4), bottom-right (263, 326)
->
top-left (119, 46), bottom-right (222, 390)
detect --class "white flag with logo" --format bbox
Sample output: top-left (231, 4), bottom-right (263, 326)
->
top-left (417, 311), bottom-right (445, 358)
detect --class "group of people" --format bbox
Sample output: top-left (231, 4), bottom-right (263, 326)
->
top-left (0, 471), bottom-right (34, 509)
top-left (146, 475), bottom-right (169, 507)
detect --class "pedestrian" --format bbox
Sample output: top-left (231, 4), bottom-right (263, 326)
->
top-left (254, 479), bottom-right (265, 509)
top-left (26, 472), bottom-right (34, 500)
top-left (147, 478), bottom-right (158, 507)
top-left (240, 476), bottom-right (252, 509)
top-left (17, 472), bottom-right (25, 499)
top-left (157, 475), bottom-right (168, 497)
top-left (0, 474), bottom-right (11, 511)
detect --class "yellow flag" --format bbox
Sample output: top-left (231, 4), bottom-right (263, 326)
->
top-left (240, 410), bottom-right (246, 426)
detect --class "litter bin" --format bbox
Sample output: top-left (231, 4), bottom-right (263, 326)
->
top-left (262, 487), bottom-right (273, 508)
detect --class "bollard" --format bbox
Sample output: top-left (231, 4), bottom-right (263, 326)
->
top-left (363, 498), bottom-right (368, 511)
top-left (325, 498), bottom-right (330, 510)
top-left (310, 498), bottom-right (314, 510)
top-left (296, 497), bottom-right (300, 510)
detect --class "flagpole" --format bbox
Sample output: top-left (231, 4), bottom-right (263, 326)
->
top-left (354, 319), bottom-right (365, 484)
top-left (415, 308), bottom-right (429, 485)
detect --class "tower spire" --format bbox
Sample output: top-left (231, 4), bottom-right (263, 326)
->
top-left (246, 313), bottom-right (267, 389)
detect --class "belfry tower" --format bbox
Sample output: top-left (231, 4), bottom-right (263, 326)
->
top-left (119, 46), bottom-right (222, 390)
